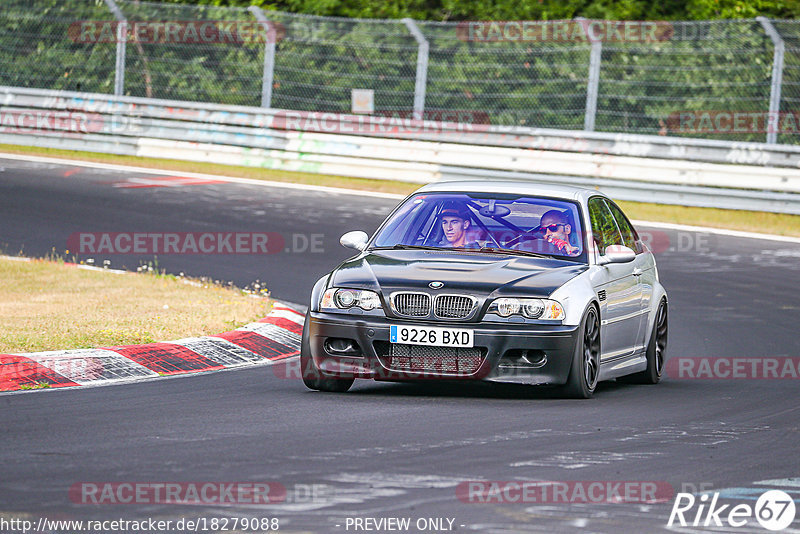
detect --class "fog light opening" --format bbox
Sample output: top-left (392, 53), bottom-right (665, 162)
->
top-left (498, 349), bottom-right (547, 369)
top-left (324, 337), bottom-right (362, 356)
top-left (521, 349), bottom-right (546, 366)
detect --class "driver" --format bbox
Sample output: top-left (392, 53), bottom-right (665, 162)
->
top-left (539, 209), bottom-right (579, 256)
top-left (439, 202), bottom-right (480, 248)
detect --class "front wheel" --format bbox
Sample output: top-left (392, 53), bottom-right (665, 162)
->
top-left (300, 312), bottom-right (354, 393)
top-left (562, 306), bottom-right (600, 399)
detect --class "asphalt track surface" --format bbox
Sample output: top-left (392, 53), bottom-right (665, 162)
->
top-left (1, 156), bottom-right (799, 533)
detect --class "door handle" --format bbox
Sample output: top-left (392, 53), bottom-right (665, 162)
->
top-left (632, 268), bottom-right (643, 277)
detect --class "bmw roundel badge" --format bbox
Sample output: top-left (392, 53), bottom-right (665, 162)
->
top-left (429, 281), bottom-right (444, 290)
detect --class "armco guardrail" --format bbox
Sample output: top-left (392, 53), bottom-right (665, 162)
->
top-left (2, 86), bottom-right (800, 214)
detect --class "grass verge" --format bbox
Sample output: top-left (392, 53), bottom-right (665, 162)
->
top-left (2, 143), bottom-right (800, 237)
top-left (0, 257), bottom-right (271, 353)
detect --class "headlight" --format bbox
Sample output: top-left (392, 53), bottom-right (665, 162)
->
top-left (494, 298), bottom-right (521, 317)
top-left (357, 291), bottom-right (381, 310)
top-left (488, 298), bottom-right (565, 320)
top-left (335, 289), bottom-right (358, 308)
top-left (522, 299), bottom-right (545, 318)
top-left (321, 288), bottom-right (382, 311)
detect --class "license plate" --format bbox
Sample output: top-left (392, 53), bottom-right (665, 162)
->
top-left (390, 325), bottom-right (474, 348)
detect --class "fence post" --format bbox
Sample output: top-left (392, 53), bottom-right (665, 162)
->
top-left (403, 18), bottom-right (429, 119)
top-left (103, 0), bottom-right (126, 96)
top-left (757, 17), bottom-right (785, 145)
top-left (248, 6), bottom-right (276, 108)
top-left (575, 18), bottom-right (602, 132)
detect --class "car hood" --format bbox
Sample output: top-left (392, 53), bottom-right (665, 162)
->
top-left (331, 249), bottom-right (587, 298)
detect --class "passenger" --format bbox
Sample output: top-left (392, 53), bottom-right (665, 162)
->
top-left (439, 202), bottom-right (480, 249)
top-left (539, 209), bottom-right (579, 256)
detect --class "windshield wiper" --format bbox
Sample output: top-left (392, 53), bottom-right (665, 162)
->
top-left (372, 244), bottom-right (548, 258)
top-left (371, 244), bottom-right (450, 251)
top-left (473, 247), bottom-right (549, 259)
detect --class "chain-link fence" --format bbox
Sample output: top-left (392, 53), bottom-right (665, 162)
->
top-left (1, 0), bottom-right (799, 144)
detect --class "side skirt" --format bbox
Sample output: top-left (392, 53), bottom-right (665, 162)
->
top-left (598, 350), bottom-right (647, 381)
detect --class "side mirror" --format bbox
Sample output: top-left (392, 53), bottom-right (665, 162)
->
top-left (340, 230), bottom-right (369, 251)
top-left (597, 244), bottom-right (636, 265)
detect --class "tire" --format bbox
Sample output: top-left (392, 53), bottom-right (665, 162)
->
top-left (562, 306), bottom-right (601, 399)
top-left (300, 312), bottom-right (354, 393)
top-left (619, 299), bottom-right (668, 385)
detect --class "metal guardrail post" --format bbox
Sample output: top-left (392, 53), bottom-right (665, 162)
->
top-left (576, 18), bottom-right (602, 132)
top-left (757, 17), bottom-right (785, 145)
top-left (249, 6), bottom-right (276, 109)
top-left (403, 18), bottom-right (429, 119)
top-left (103, 0), bottom-right (127, 96)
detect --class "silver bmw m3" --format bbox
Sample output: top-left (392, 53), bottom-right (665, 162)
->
top-left (301, 181), bottom-right (668, 398)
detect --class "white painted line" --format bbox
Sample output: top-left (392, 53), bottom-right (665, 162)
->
top-left (754, 479), bottom-right (800, 488)
top-left (631, 219), bottom-right (800, 245)
top-left (0, 152), bottom-right (405, 199)
top-left (2, 151), bottom-right (797, 242)
top-left (0, 255), bottom-right (130, 273)
top-left (75, 264), bottom-right (128, 274)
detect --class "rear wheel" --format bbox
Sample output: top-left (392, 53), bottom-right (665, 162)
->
top-left (300, 312), bottom-right (354, 393)
top-left (619, 300), bottom-right (667, 385)
top-left (562, 306), bottom-right (600, 399)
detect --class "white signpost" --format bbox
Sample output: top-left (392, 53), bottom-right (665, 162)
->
top-left (351, 89), bottom-right (374, 114)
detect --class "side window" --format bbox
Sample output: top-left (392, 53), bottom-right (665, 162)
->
top-left (588, 198), bottom-right (622, 255)
top-left (382, 202), bottom-right (432, 245)
top-left (606, 200), bottom-right (639, 253)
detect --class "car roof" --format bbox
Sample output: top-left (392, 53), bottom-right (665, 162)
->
top-left (415, 181), bottom-right (607, 203)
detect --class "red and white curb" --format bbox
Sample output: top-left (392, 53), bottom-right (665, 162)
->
top-left (0, 305), bottom-right (304, 392)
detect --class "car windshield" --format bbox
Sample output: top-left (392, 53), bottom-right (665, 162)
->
top-left (370, 192), bottom-right (586, 262)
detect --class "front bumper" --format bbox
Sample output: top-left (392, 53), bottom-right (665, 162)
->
top-left (306, 311), bottom-right (581, 385)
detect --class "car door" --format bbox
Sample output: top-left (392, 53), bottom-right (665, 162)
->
top-left (588, 197), bottom-right (643, 360)
top-left (606, 200), bottom-right (652, 353)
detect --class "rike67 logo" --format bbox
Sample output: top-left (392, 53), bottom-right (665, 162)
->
top-left (669, 490), bottom-right (796, 531)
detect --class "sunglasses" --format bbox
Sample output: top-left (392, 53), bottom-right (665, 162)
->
top-left (543, 223), bottom-right (565, 232)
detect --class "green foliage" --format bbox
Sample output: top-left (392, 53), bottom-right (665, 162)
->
top-left (161, 0), bottom-right (800, 21)
top-left (685, 0), bottom-right (800, 20)
top-left (19, 381), bottom-right (51, 390)
top-left (1, 0), bottom-right (798, 145)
